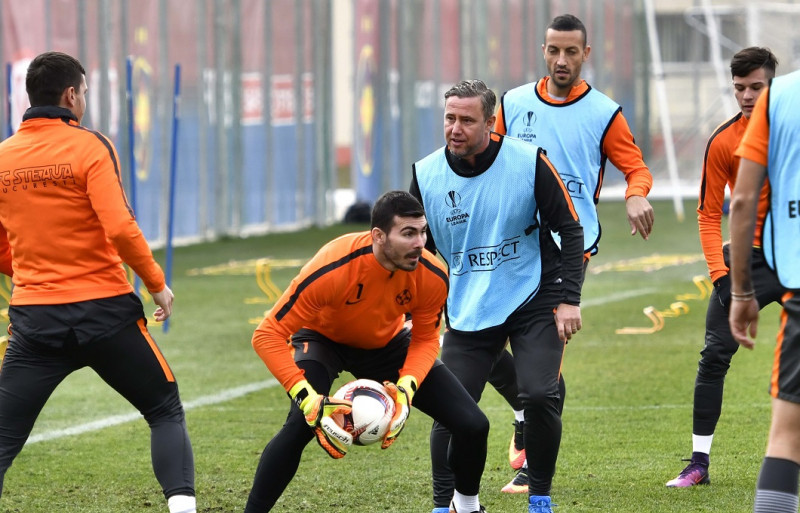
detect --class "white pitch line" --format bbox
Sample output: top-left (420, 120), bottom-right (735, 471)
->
top-left (25, 379), bottom-right (279, 445)
top-left (582, 288), bottom-right (656, 308)
top-left (482, 401), bottom-right (770, 412)
top-left (25, 289), bottom-right (656, 445)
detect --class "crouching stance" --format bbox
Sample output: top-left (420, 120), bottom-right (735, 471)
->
top-left (244, 191), bottom-right (489, 512)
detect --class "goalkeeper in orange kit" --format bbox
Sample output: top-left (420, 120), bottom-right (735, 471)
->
top-left (244, 191), bottom-right (489, 512)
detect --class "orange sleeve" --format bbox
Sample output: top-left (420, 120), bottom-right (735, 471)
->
top-left (697, 121), bottom-right (737, 282)
top-left (603, 113), bottom-right (652, 199)
top-left (251, 318), bottom-right (307, 393)
top-left (736, 90), bottom-right (770, 166)
top-left (0, 222), bottom-right (11, 277)
top-left (494, 104), bottom-right (507, 135)
top-left (86, 135), bottom-right (165, 293)
top-left (400, 256), bottom-right (448, 385)
top-left (251, 262), bottom-right (331, 392)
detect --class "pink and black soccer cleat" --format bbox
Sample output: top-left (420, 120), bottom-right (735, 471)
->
top-left (666, 459), bottom-right (710, 487)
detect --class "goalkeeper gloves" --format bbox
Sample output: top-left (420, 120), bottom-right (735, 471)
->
top-left (381, 375), bottom-right (418, 449)
top-left (288, 379), bottom-right (353, 459)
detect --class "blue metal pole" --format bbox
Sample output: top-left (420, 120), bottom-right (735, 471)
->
top-left (5, 63), bottom-right (12, 139)
top-left (164, 63), bottom-right (181, 333)
top-left (126, 56), bottom-right (141, 297)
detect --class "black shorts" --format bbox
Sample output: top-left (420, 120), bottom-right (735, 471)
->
top-left (8, 292), bottom-right (149, 346)
top-left (773, 292), bottom-right (800, 403)
top-left (0, 294), bottom-right (183, 472)
top-left (290, 327), bottom-right (442, 392)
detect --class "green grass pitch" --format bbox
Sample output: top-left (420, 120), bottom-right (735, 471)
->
top-left (0, 199), bottom-right (780, 512)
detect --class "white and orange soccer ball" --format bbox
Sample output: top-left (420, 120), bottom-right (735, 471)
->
top-left (331, 379), bottom-right (396, 446)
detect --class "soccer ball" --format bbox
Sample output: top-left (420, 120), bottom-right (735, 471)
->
top-left (331, 379), bottom-right (396, 446)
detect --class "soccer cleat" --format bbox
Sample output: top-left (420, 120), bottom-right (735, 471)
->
top-left (665, 459), bottom-right (710, 487)
top-left (432, 508), bottom-right (450, 513)
top-left (501, 467), bottom-right (529, 493)
top-left (528, 495), bottom-right (554, 513)
top-left (508, 420), bottom-right (526, 469)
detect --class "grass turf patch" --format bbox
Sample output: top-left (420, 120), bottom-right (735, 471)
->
top-left (0, 200), bottom-right (779, 512)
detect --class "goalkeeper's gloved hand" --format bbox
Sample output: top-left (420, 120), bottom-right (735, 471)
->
top-left (381, 375), bottom-right (418, 449)
top-left (288, 379), bottom-right (353, 459)
top-left (713, 274), bottom-right (732, 310)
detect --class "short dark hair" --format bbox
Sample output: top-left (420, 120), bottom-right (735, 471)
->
top-left (730, 47), bottom-right (778, 79)
top-left (547, 14), bottom-right (587, 47)
top-left (26, 51), bottom-right (86, 107)
top-left (443, 79), bottom-right (496, 121)
top-left (371, 191), bottom-right (425, 233)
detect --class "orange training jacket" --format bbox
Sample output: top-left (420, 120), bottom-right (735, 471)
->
top-left (495, 77), bottom-right (652, 199)
top-left (697, 113), bottom-right (770, 282)
top-left (0, 106), bottom-right (165, 305)
top-left (252, 231), bottom-right (448, 393)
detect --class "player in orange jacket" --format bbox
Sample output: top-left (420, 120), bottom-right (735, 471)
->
top-left (244, 191), bottom-right (489, 513)
top-left (666, 47), bottom-right (782, 488)
top-left (0, 52), bottom-right (195, 512)
top-left (0, 52), bottom-right (196, 513)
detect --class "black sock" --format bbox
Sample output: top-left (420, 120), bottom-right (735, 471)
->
top-left (754, 457), bottom-right (799, 513)
top-left (691, 451), bottom-right (709, 467)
